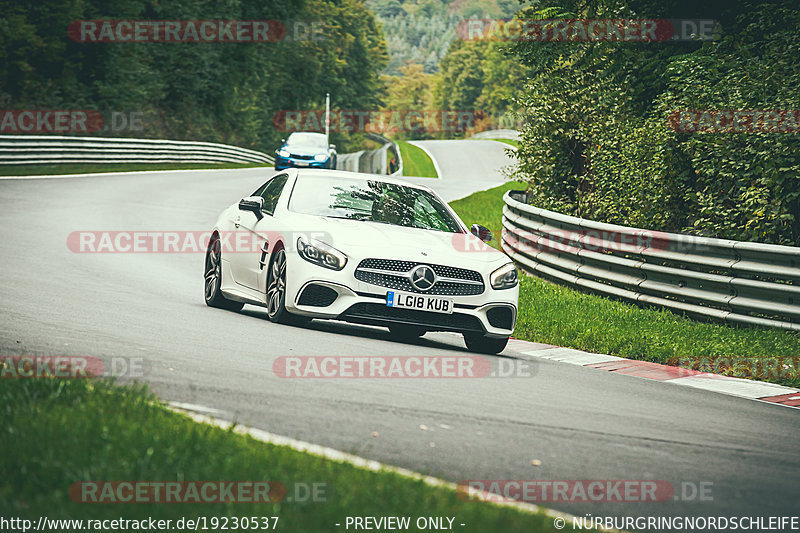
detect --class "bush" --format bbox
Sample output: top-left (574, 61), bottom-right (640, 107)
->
top-left (510, 1), bottom-right (800, 245)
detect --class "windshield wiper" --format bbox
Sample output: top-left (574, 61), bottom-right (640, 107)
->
top-left (323, 214), bottom-right (371, 221)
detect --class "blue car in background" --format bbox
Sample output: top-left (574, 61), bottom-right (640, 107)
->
top-left (275, 132), bottom-right (337, 170)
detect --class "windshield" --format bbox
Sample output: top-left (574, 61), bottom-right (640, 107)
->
top-left (289, 175), bottom-right (462, 233)
top-left (286, 132), bottom-right (327, 147)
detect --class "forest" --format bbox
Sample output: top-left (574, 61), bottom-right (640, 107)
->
top-left (0, 0), bottom-right (387, 152)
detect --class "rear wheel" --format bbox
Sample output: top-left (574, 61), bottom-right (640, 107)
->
top-left (388, 325), bottom-right (426, 340)
top-left (463, 333), bottom-right (508, 354)
top-left (204, 235), bottom-right (244, 311)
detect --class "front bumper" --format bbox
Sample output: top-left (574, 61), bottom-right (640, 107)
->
top-left (274, 156), bottom-right (330, 170)
top-left (284, 256), bottom-right (518, 338)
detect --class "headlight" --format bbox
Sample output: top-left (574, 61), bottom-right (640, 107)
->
top-left (278, 149), bottom-right (290, 158)
top-left (490, 263), bottom-right (518, 290)
top-left (297, 236), bottom-right (347, 270)
top-left (313, 153), bottom-right (328, 162)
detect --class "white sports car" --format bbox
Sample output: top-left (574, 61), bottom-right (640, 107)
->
top-left (204, 168), bottom-right (519, 354)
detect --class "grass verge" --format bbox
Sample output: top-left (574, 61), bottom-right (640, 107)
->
top-left (398, 141), bottom-right (438, 178)
top-left (486, 138), bottom-right (520, 149)
top-left (0, 162), bottom-right (269, 177)
top-left (449, 183), bottom-right (800, 389)
top-left (0, 377), bottom-right (565, 532)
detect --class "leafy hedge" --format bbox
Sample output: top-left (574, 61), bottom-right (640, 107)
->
top-left (510, 1), bottom-right (800, 246)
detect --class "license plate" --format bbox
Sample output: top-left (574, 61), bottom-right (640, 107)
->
top-left (294, 161), bottom-right (309, 167)
top-left (386, 291), bottom-right (453, 314)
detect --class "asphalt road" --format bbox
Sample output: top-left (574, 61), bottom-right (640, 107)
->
top-left (405, 139), bottom-right (514, 201)
top-left (1, 164), bottom-right (799, 525)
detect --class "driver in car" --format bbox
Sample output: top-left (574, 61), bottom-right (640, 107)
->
top-left (374, 189), bottom-right (414, 227)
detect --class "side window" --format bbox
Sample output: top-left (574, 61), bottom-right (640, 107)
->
top-left (251, 181), bottom-right (269, 197)
top-left (259, 174), bottom-right (288, 216)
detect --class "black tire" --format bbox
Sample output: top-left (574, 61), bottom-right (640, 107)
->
top-left (266, 248), bottom-right (310, 326)
top-left (463, 332), bottom-right (509, 354)
top-left (204, 235), bottom-right (244, 311)
top-left (388, 325), bottom-right (427, 340)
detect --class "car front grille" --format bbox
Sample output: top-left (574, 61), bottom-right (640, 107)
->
top-left (339, 303), bottom-right (484, 333)
top-left (290, 153), bottom-right (314, 160)
top-left (354, 258), bottom-right (484, 296)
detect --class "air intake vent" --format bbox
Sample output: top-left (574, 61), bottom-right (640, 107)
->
top-left (297, 284), bottom-right (338, 307)
top-left (486, 306), bottom-right (514, 330)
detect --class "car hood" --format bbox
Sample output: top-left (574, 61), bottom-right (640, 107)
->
top-left (283, 144), bottom-right (328, 156)
top-left (295, 214), bottom-right (509, 268)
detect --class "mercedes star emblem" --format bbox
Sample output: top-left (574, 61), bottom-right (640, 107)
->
top-left (410, 265), bottom-right (436, 291)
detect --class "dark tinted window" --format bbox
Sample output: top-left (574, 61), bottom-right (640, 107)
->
top-left (256, 174), bottom-right (288, 215)
top-left (289, 174), bottom-right (460, 233)
top-left (286, 132), bottom-right (327, 147)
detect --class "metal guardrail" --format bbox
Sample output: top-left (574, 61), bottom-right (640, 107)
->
top-left (0, 135), bottom-right (274, 165)
top-left (502, 190), bottom-right (800, 331)
top-left (471, 129), bottom-right (521, 141)
top-left (335, 133), bottom-right (401, 176)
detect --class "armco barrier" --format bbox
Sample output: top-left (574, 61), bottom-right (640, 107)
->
top-left (502, 190), bottom-right (800, 331)
top-left (336, 133), bottom-right (401, 176)
top-left (0, 135), bottom-right (274, 166)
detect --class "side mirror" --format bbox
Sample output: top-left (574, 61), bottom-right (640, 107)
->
top-left (470, 224), bottom-right (492, 243)
top-left (239, 196), bottom-right (264, 220)
top-left (329, 144), bottom-right (336, 150)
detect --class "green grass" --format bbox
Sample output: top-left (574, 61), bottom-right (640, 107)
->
top-left (0, 378), bottom-right (567, 532)
top-left (398, 141), bottom-right (438, 178)
top-left (450, 181), bottom-right (526, 247)
top-left (449, 183), bottom-right (800, 389)
top-left (485, 138), bottom-right (520, 149)
top-left (0, 162), bottom-right (269, 176)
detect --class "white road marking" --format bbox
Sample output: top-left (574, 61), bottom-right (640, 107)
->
top-left (521, 347), bottom-right (623, 366)
top-left (407, 140), bottom-right (442, 179)
top-left (167, 404), bottom-right (592, 527)
top-left (665, 375), bottom-right (799, 400)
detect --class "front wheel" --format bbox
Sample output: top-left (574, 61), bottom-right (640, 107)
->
top-left (266, 249), bottom-right (309, 326)
top-left (204, 235), bottom-right (244, 311)
top-left (463, 333), bottom-right (508, 354)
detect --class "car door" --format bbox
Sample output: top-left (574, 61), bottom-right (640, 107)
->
top-left (230, 173), bottom-right (289, 290)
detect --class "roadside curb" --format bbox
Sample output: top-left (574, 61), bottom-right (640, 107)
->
top-left (407, 140), bottom-right (442, 179)
top-left (166, 404), bottom-right (608, 530)
top-left (505, 339), bottom-right (800, 410)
